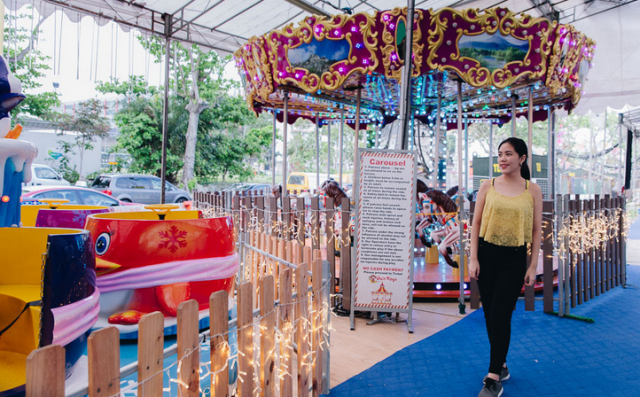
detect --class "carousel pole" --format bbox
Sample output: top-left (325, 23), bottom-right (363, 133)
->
top-left (489, 122), bottom-right (494, 180)
top-left (527, 87), bottom-right (533, 172)
top-left (464, 120), bottom-right (469, 196)
top-left (511, 95), bottom-right (517, 137)
top-left (283, 93), bottom-right (289, 196)
top-left (272, 110), bottom-right (277, 187)
top-left (436, 89), bottom-right (442, 185)
top-left (456, 79), bottom-right (466, 315)
top-left (399, 0), bottom-right (415, 150)
top-left (327, 123), bottom-right (331, 180)
top-left (316, 113), bottom-right (320, 191)
top-left (160, 13), bottom-right (172, 204)
top-left (339, 107), bottom-right (344, 187)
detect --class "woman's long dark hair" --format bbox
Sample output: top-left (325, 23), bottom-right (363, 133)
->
top-left (498, 137), bottom-right (531, 180)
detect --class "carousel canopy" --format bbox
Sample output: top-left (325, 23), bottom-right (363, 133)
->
top-left (2, 0), bottom-right (637, 114)
top-left (234, 6), bottom-right (595, 129)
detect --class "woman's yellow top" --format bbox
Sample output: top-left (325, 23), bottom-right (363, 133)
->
top-left (479, 179), bottom-right (533, 247)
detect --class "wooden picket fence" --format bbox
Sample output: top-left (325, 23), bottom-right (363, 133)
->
top-left (25, 255), bottom-right (330, 397)
top-left (192, 190), bottom-right (354, 311)
top-left (555, 194), bottom-right (628, 315)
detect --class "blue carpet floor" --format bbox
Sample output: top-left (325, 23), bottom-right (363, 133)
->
top-left (326, 266), bottom-right (640, 397)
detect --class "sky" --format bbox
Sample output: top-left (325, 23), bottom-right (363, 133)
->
top-left (6, 5), bottom-right (241, 103)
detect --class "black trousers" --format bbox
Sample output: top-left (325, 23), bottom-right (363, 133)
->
top-left (477, 238), bottom-right (527, 375)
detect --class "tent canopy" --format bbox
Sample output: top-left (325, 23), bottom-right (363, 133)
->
top-left (3, 0), bottom-right (639, 112)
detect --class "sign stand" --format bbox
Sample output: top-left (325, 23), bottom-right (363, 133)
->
top-left (350, 148), bottom-right (416, 334)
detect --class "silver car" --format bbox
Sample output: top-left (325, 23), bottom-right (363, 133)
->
top-left (90, 174), bottom-right (191, 204)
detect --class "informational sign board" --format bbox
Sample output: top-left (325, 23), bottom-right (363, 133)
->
top-left (352, 149), bottom-right (416, 325)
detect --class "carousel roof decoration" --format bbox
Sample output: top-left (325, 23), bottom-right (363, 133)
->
top-left (234, 6), bottom-right (596, 130)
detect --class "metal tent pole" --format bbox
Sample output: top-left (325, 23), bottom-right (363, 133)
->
top-left (316, 113), bottom-right (320, 192)
top-left (457, 79), bottom-right (466, 315)
top-left (339, 107), bottom-right (344, 187)
top-left (552, 110), bottom-right (557, 197)
top-left (160, 13), bottom-right (172, 204)
top-left (283, 93), bottom-right (289, 196)
top-left (272, 110), bottom-right (277, 187)
top-left (602, 109), bottom-right (607, 195)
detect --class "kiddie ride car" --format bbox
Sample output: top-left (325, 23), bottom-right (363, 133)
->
top-left (85, 204), bottom-right (239, 339)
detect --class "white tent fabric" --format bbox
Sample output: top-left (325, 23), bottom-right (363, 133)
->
top-left (2, 0), bottom-right (639, 112)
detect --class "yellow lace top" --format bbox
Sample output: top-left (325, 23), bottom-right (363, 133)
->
top-left (479, 179), bottom-right (533, 247)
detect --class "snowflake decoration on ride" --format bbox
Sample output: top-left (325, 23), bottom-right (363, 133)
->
top-left (158, 225), bottom-right (188, 253)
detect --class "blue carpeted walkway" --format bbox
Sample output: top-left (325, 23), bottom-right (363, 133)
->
top-left (327, 266), bottom-right (640, 396)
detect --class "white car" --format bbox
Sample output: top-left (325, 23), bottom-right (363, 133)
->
top-left (23, 164), bottom-right (70, 187)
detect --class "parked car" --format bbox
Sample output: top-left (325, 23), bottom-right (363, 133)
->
top-left (22, 186), bottom-right (131, 207)
top-left (90, 174), bottom-right (192, 204)
top-left (23, 164), bottom-right (70, 187)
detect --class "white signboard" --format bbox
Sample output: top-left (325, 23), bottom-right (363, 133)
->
top-left (354, 150), bottom-right (416, 310)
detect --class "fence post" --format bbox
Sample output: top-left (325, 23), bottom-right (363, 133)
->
top-left (257, 195), bottom-right (265, 234)
top-left (621, 197), bottom-right (627, 286)
top-left (297, 262), bottom-right (310, 397)
top-left (270, 197), bottom-right (278, 238)
top-left (563, 194), bottom-right (571, 315)
top-left (238, 282), bottom-right (254, 397)
top-left (283, 196), bottom-right (292, 241)
top-left (542, 201), bottom-right (554, 313)
top-left (298, 197), bottom-right (306, 246)
top-left (26, 345), bottom-right (65, 397)
top-left (341, 197), bottom-right (352, 311)
top-left (556, 194), bottom-right (565, 317)
top-left (261, 275), bottom-right (276, 397)
top-left (311, 196), bottom-right (320, 251)
top-left (325, 197), bottom-right (336, 306)
top-left (88, 327), bottom-right (120, 397)
top-left (603, 196), bottom-right (610, 292)
top-left (312, 258), bottom-right (324, 397)
top-left (583, 199), bottom-right (591, 303)
top-left (177, 300), bottom-right (200, 397)
top-left (138, 312), bottom-right (164, 396)
top-left (210, 291), bottom-right (229, 397)
top-left (279, 268), bottom-right (293, 397)
top-left (576, 198), bottom-right (583, 306)
top-left (594, 195), bottom-right (601, 296)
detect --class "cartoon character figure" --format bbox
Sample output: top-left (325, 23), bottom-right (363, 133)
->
top-left (85, 206), bottom-right (239, 329)
top-left (0, 55), bottom-right (36, 227)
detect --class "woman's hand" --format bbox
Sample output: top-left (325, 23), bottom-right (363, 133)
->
top-left (469, 258), bottom-right (480, 280)
top-left (524, 267), bottom-right (537, 286)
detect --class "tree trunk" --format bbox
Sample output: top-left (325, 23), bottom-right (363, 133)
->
top-left (182, 47), bottom-right (209, 192)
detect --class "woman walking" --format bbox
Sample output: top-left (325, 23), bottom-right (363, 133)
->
top-left (469, 138), bottom-right (543, 397)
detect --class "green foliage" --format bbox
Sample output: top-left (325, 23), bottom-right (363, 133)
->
top-left (96, 76), bottom-right (158, 97)
top-left (55, 99), bottom-right (110, 177)
top-left (3, 8), bottom-right (60, 122)
top-left (50, 141), bottom-right (79, 184)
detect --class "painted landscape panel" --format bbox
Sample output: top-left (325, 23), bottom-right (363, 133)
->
top-left (458, 33), bottom-right (529, 72)
top-left (288, 37), bottom-right (350, 76)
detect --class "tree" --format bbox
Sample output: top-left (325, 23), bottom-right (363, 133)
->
top-left (3, 7), bottom-right (60, 123)
top-left (97, 78), bottom-right (272, 185)
top-left (56, 99), bottom-right (110, 178)
top-left (140, 38), bottom-right (240, 191)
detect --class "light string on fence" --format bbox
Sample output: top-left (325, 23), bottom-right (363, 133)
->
top-left (108, 279), bottom-right (332, 397)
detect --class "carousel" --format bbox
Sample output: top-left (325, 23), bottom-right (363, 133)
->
top-left (233, 6), bottom-right (595, 306)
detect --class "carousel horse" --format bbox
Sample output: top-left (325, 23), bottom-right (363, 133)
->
top-left (418, 190), bottom-right (461, 268)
